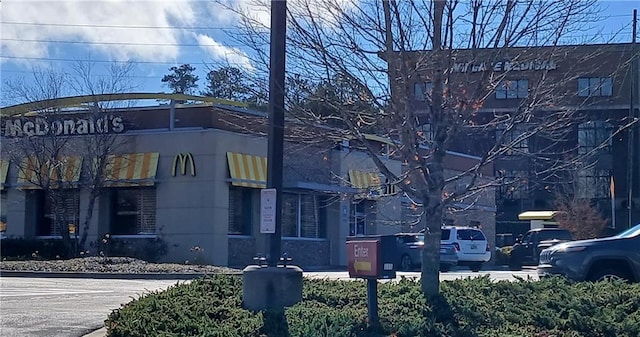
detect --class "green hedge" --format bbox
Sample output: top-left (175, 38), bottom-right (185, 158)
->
top-left (0, 238), bottom-right (72, 260)
top-left (105, 275), bottom-right (640, 337)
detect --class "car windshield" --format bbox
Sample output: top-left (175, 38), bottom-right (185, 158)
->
top-left (441, 229), bottom-right (450, 240)
top-left (614, 224), bottom-right (640, 238)
top-left (538, 230), bottom-right (573, 241)
top-left (400, 235), bottom-right (421, 243)
top-left (456, 229), bottom-right (486, 241)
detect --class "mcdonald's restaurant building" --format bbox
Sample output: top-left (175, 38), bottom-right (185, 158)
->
top-left (0, 99), bottom-right (495, 268)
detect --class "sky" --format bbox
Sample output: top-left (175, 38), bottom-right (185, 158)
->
top-left (0, 0), bottom-right (638, 107)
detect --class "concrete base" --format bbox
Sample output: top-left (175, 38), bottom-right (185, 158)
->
top-left (242, 265), bottom-right (303, 311)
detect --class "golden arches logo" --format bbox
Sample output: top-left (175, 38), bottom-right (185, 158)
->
top-left (172, 153), bottom-right (196, 177)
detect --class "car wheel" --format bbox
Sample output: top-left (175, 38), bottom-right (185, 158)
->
top-left (509, 256), bottom-right (522, 271)
top-left (439, 264), bottom-right (451, 272)
top-left (469, 263), bottom-right (482, 272)
top-left (590, 268), bottom-right (630, 282)
top-left (400, 254), bottom-right (412, 272)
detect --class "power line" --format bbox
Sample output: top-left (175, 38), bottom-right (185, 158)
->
top-left (1, 12), bottom-right (633, 30)
top-left (0, 37), bottom-right (252, 48)
top-left (0, 68), bottom-right (162, 79)
top-left (0, 55), bottom-right (250, 67)
top-left (0, 21), bottom-right (229, 30)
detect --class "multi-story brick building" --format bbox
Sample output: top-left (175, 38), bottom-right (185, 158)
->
top-left (405, 43), bottom-right (639, 235)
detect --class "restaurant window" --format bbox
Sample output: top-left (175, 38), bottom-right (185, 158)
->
top-left (578, 77), bottom-right (612, 97)
top-left (350, 199), bottom-right (374, 236)
top-left (414, 82), bottom-right (433, 101)
top-left (1, 191), bottom-right (7, 234)
top-left (111, 187), bottom-right (156, 235)
top-left (35, 190), bottom-right (80, 237)
top-left (228, 186), bottom-right (254, 235)
top-left (282, 192), bottom-right (326, 239)
top-left (496, 79), bottom-right (528, 99)
top-left (419, 123), bottom-right (434, 142)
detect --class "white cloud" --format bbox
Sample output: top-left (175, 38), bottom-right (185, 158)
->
top-left (1, 0), bottom-right (198, 63)
top-left (194, 33), bottom-right (254, 71)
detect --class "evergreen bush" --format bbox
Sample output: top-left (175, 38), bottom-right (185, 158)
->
top-left (105, 274), bottom-right (640, 337)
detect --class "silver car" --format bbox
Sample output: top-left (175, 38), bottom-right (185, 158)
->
top-left (395, 233), bottom-right (458, 272)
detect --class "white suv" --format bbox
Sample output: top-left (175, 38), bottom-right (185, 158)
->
top-left (441, 226), bottom-right (491, 272)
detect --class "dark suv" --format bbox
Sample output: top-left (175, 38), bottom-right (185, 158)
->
top-left (538, 224), bottom-right (640, 282)
top-left (509, 228), bottom-right (573, 269)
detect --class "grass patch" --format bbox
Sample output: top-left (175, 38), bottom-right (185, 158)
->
top-left (105, 275), bottom-right (640, 337)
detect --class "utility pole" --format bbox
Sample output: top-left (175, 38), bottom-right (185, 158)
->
top-left (243, 0), bottom-right (302, 313)
top-left (628, 9), bottom-right (637, 228)
top-left (266, 0), bottom-right (287, 266)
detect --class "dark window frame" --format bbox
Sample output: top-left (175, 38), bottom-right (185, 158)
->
top-left (34, 189), bottom-right (80, 237)
top-left (228, 186), bottom-right (254, 236)
top-left (110, 187), bottom-right (156, 236)
top-left (283, 192), bottom-right (327, 239)
top-left (577, 77), bottom-right (612, 97)
top-left (496, 79), bottom-right (528, 99)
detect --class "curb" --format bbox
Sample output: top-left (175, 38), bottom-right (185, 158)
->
top-left (0, 270), bottom-right (241, 279)
top-left (83, 327), bottom-right (107, 337)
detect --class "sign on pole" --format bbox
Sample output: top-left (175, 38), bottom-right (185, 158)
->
top-left (346, 240), bottom-right (379, 278)
top-left (260, 188), bottom-right (277, 234)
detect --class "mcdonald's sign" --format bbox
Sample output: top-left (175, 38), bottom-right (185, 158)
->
top-left (172, 153), bottom-right (196, 176)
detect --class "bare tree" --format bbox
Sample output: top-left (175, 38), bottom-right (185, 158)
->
top-left (555, 197), bottom-right (608, 240)
top-left (2, 62), bottom-right (138, 255)
top-left (221, 0), bottom-right (634, 297)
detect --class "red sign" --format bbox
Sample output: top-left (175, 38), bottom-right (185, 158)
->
top-left (347, 240), bottom-right (379, 278)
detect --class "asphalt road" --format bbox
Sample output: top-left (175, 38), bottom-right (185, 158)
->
top-left (0, 277), bottom-right (184, 337)
top-left (0, 268), bottom-right (538, 337)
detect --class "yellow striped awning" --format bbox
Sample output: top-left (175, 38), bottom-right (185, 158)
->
top-left (226, 152), bottom-right (267, 188)
top-left (349, 170), bottom-right (400, 197)
top-left (349, 170), bottom-right (381, 189)
top-left (0, 160), bottom-right (8, 190)
top-left (104, 153), bottom-right (159, 187)
top-left (17, 156), bottom-right (83, 189)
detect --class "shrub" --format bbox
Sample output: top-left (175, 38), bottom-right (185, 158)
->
top-left (93, 234), bottom-right (168, 262)
top-left (105, 275), bottom-right (640, 337)
top-left (0, 238), bottom-right (73, 260)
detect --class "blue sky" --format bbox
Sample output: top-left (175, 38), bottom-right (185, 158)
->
top-left (0, 0), bottom-right (638, 107)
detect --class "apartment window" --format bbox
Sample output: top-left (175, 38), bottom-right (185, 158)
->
top-left (578, 121), bottom-right (613, 155)
top-left (576, 169), bottom-right (610, 199)
top-left (281, 193), bottom-right (326, 238)
top-left (35, 190), bottom-right (80, 237)
top-left (578, 77), bottom-right (612, 97)
top-left (111, 187), bottom-right (156, 235)
top-left (414, 82), bottom-right (433, 101)
top-left (496, 79), bottom-right (528, 99)
top-left (497, 170), bottom-right (529, 200)
top-left (228, 186), bottom-right (254, 235)
top-left (496, 125), bottom-right (529, 154)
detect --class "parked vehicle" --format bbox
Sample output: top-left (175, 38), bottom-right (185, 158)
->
top-left (394, 233), bottom-right (458, 272)
top-left (509, 228), bottom-right (573, 270)
top-left (440, 226), bottom-right (491, 272)
top-left (538, 223), bottom-right (640, 283)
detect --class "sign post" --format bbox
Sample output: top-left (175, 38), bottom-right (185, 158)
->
top-left (346, 236), bottom-right (396, 328)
